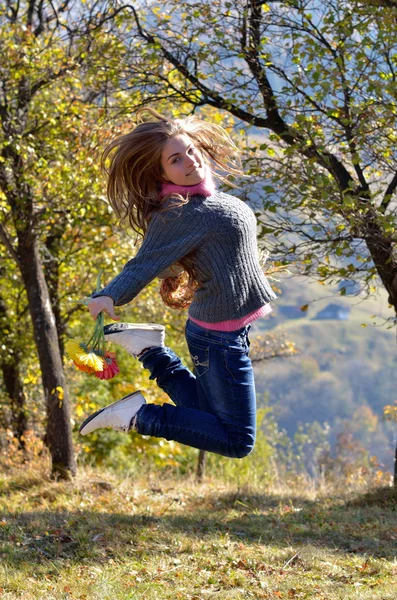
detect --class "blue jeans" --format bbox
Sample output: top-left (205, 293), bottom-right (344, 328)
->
top-left (134, 319), bottom-right (256, 458)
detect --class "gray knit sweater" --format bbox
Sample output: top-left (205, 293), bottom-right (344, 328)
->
top-left (92, 191), bottom-right (276, 322)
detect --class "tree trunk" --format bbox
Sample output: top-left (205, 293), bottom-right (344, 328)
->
top-left (1, 360), bottom-right (28, 451)
top-left (18, 238), bottom-right (76, 479)
top-left (0, 295), bottom-right (28, 449)
top-left (363, 216), bottom-right (397, 490)
top-left (44, 224), bottom-right (67, 359)
top-left (0, 102), bottom-right (76, 478)
top-left (363, 213), bottom-right (397, 311)
top-left (196, 449), bottom-right (206, 482)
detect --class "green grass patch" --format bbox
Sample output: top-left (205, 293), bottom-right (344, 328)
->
top-left (0, 465), bottom-right (396, 599)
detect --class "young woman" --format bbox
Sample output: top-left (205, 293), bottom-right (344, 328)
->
top-left (79, 109), bottom-right (276, 458)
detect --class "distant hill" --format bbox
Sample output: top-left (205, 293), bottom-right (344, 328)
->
top-left (251, 275), bottom-right (397, 472)
top-left (312, 303), bottom-right (350, 320)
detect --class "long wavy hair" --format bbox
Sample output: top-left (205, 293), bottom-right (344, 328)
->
top-left (102, 108), bottom-right (243, 309)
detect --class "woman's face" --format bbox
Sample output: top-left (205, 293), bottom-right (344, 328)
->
top-left (161, 134), bottom-right (205, 186)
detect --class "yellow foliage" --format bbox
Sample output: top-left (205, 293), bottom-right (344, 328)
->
top-left (75, 404), bottom-right (85, 418)
top-left (23, 373), bottom-right (38, 385)
top-left (383, 402), bottom-right (397, 421)
top-left (51, 386), bottom-right (64, 400)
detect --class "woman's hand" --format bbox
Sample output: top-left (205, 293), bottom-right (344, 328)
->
top-left (87, 296), bottom-right (120, 321)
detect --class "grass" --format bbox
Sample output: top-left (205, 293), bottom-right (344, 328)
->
top-left (0, 463), bottom-right (396, 599)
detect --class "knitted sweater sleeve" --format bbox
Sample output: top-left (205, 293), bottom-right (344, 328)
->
top-left (92, 205), bottom-right (205, 306)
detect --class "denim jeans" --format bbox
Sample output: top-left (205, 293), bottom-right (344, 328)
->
top-left (134, 319), bottom-right (256, 458)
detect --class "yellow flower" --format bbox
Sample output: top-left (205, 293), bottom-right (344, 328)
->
top-left (65, 339), bottom-right (104, 372)
top-left (65, 339), bottom-right (85, 362)
top-left (78, 351), bottom-right (104, 372)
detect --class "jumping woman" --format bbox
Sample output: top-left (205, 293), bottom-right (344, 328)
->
top-left (79, 108), bottom-right (276, 459)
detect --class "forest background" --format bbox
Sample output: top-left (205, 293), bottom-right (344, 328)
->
top-left (1, 0), bottom-right (397, 485)
top-left (2, 1), bottom-right (397, 598)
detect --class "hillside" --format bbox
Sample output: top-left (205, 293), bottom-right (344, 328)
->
top-left (251, 276), bottom-right (397, 472)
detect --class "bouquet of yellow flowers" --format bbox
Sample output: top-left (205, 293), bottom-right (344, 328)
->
top-left (65, 271), bottom-right (120, 381)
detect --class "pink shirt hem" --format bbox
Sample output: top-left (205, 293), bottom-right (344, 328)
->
top-left (188, 304), bottom-right (272, 332)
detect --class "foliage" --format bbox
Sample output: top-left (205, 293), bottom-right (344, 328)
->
top-left (126, 0), bottom-right (397, 314)
top-left (0, 0), bottom-right (187, 468)
top-left (383, 401), bottom-right (397, 422)
top-left (2, 0), bottom-right (396, 480)
top-left (0, 0), bottom-right (160, 475)
top-left (250, 333), bottom-right (297, 362)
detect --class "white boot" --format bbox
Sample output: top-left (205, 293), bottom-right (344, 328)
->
top-left (103, 322), bottom-right (165, 357)
top-left (79, 391), bottom-right (146, 435)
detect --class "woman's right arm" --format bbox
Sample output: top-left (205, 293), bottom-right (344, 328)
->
top-left (91, 207), bottom-right (207, 308)
top-left (87, 296), bottom-right (120, 321)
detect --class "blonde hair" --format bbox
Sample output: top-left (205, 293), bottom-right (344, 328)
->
top-left (102, 107), bottom-right (243, 309)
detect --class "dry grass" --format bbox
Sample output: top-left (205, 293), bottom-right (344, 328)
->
top-left (0, 462), bottom-right (396, 599)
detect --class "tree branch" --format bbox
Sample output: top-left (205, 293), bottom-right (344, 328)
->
top-left (0, 222), bottom-right (20, 266)
top-left (128, 4), bottom-right (273, 128)
top-left (359, 0), bottom-right (397, 6)
top-left (380, 170), bottom-right (397, 212)
top-left (241, 0), bottom-right (355, 191)
top-left (5, 0), bottom-right (20, 22)
top-left (130, 1), bottom-right (355, 194)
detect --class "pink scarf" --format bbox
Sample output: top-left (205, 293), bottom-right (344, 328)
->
top-left (159, 166), bottom-right (216, 199)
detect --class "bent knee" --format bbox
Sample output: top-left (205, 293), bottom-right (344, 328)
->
top-left (231, 437), bottom-right (255, 459)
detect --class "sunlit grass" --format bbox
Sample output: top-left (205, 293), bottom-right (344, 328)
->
top-left (0, 461), bottom-right (396, 599)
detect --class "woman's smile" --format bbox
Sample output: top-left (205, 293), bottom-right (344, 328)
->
top-left (161, 134), bottom-right (205, 185)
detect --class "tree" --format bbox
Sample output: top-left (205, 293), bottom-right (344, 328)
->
top-left (0, 0), bottom-right (145, 478)
top-left (125, 0), bottom-right (397, 317)
top-left (120, 0), bottom-right (397, 486)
